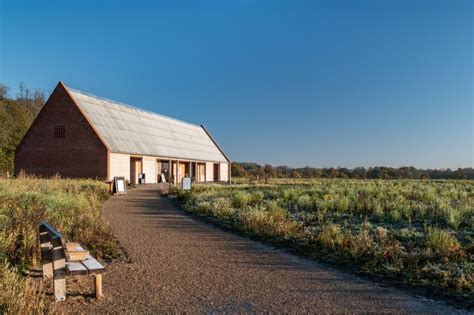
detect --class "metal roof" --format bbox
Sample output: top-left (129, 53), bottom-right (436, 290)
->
top-left (67, 86), bottom-right (228, 163)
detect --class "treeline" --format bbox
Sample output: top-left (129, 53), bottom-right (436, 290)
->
top-left (0, 83), bottom-right (44, 174)
top-left (232, 162), bottom-right (474, 180)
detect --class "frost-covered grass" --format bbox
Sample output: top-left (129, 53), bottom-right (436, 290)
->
top-left (0, 178), bottom-right (120, 313)
top-left (171, 179), bottom-right (474, 306)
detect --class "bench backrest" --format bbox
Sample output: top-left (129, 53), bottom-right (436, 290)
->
top-left (40, 221), bottom-right (62, 239)
top-left (39, 221), bottom-right (69, 260)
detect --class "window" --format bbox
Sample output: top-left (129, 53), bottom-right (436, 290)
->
top-left (54, 126), bottom-right (65, 139)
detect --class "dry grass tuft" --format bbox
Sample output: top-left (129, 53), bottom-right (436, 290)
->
top-left (0, 262), bottom-right (47, 314)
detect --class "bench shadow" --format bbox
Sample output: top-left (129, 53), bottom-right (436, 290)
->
top-left (24, 268), bottom-right (44, 278)
top-left (44, 291), bottom-right (96, 299)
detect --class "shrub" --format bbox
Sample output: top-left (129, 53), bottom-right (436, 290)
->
top-left (348, 222), bottom-right (373, 260)
top-left (232, 191), bottom-right (251, 208)
top-left (388, 209), bottom-right (401, 223)
top-left (250, 191), bottom-right (265, 204)
top-left (426, 227), bottom-right (464, 260)
top-left (318, 223), bottom-right (342, 250)
top-left (211, 197), bottom-right (234, 218)
top-left (195, 200), bottom-right (212, 215)
top-left (333, 197), bottom-right (350, 213)
top-left (296, 194), bottom-right (313, 211)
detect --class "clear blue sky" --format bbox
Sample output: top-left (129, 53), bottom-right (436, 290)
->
top-left (0, 0), bottom-right (472, 169)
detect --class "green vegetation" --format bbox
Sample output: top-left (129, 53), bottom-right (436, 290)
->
top-left (171, 179), bottom-right (474, 307)
top-left (0, 177), bottom-right (120, 313)
top-left (0, 83), bottom-right (43, 174)
top-left (232, 162), bottom-right (474, 180)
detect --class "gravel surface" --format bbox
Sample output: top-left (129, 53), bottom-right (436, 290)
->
top-left (61, 185), bottom-right (462, 314)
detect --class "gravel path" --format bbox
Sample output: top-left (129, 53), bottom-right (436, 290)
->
top-left (81, 185), bottom-right (459, 314)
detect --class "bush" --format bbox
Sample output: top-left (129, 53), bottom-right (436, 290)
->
top-left (318, 223), bottom-right (342, 250)
top-left (426, 227), bottom-right (464, 260)
top-left (232, 191), bottom-right (251, 208)
top-left (250, 191), bottom-right (264, 204)
top-left (296, 194), bottom-right (313, 211)
top-left (211, 197), bottom-right (234, 218)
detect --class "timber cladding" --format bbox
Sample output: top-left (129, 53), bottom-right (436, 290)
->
top-left (14, 83), bottom-right (108, 179)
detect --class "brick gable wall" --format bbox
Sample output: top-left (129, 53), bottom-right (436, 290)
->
top-left (14, 83), bottom-right (108, 179)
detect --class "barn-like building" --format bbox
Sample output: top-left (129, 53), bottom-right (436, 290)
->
top-left (15, 82), bottom-right (230, 184)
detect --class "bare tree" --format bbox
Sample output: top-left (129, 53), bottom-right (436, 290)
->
top-left (17, 82), bottom-right (31, 101)
top-left (33, 89), bottom-right (45, 108)
top-left (0, 84), bottom-right (9, 100)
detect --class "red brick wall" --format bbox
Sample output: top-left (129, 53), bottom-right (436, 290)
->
top-left (14, 83), bottom-right (108, 179)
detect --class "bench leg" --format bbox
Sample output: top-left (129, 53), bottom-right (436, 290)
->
top-left (52, 239), bottom-right (66, 301)
top-left (95, 274), bottom-right (103, 298)
top-left (53, 276), bottom-right (66, 302)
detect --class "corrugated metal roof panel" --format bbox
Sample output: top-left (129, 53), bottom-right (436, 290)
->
top-left (67, 87), bottom-right (228, 162)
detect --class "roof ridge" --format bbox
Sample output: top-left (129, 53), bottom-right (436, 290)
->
top-left (65, 85), bottom-right (202, 129)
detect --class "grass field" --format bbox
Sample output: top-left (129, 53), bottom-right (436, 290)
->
top-left (171, 179), bottom-right (473, 306)
top-left (0, 178), bottom-right (121, 313)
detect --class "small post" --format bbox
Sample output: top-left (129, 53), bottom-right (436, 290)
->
top-left (95, 274), bottom-right (103, 298)
top-left (177, 159), bottom-right (180, 183)
top-left (195, 162), bottom-right (198, 182)
top-left (189, 161), bottom-right (193, 182)
top-left (52, 236), bottom-right (66, 301)
top-left (168, 160), bottom-right (172, 188)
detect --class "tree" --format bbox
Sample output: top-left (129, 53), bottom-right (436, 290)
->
top-left (263, 164), bottom-right (277, 178)
top-left (231, 163), bottom-right (247, 177)
top-left (17, 82), bottom-right (31, 101)
top-left (225, 162), bottom-right (474, 181)
top-left (289, 169), bottom-right (302, 179)
top-left (353, 167), bottom-right (367, 179)
top-left (0, 84), bottom-right (9, 100)
top-left (33, 89), bottom-right (45, 109)
top-left (277, 165), bottom-right (290, 178)
top-left (0, 82), bottom-right (44, 173)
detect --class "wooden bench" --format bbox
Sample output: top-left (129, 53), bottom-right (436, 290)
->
top-left (39, 221), bottom-right (106, 301)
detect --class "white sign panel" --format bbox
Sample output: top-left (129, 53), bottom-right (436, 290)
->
top-left (117, 179), bottom-right (125, 192)
top-left (113, 176), bottom-right (127, 195)
top-left (182, 177), bottom-right (191, 190)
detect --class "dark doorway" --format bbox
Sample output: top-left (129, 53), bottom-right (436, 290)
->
top-left (213, 163), bottom-right (219, 182)
top-left (130, 157), bottom-right (142, 185)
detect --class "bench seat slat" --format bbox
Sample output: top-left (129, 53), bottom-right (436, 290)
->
top-left (66, 243), bottom-right (82, 252)
top-left (66, 261), bottom-right (89, 276)
top-left (82, 255), bottom-right (106, 274)
top-left (66, 245), bottom-right (90, 261)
